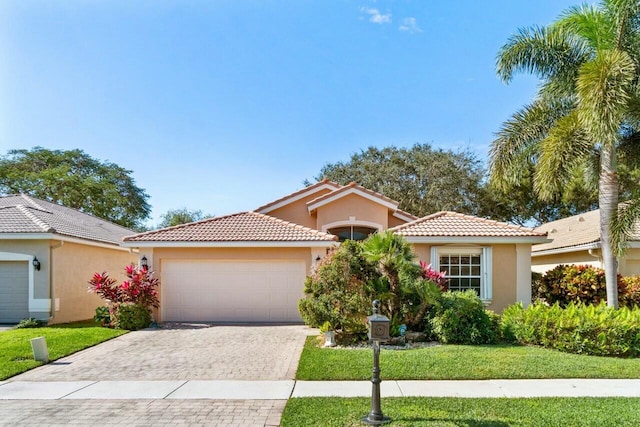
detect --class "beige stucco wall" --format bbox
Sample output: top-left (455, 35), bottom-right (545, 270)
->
top-left (264, 188), bottom-right (334, 229)
top-left (531, 250), bottom-right (602, 274)
top-left (148, 246), bottom-right (314, 321)
top-left (387, 214), bottom-right (407, 229)
top-left (50, 241), bottom-right (137, 324)
top-left (412, 243), bottom-right (519, 313)
top-left (316, 194), bottom-right (389, 231)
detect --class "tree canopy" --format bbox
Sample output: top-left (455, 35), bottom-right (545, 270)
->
top-left (0, 147), bottom-right (151, 230)
top-left (310, 144), bottom-right (487, 218)
top-left (490, 0), bottom-right (640, 307)
top-left (157, 208), bottom-right (211, 228)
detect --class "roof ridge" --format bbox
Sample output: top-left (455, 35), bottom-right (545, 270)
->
top-left (255, 180), bottom-right (341, 213)
top-left (123, 212), bottom-right (226, 239)
top-left (19, 194), bottom-right (53, 213)
top-left (306, 182), bottom-right (400, 209)
top-left (250, 211), bottom-right (336, 239)
top-left (389, 211), bottom-right (446, 232)
top-left (16, 205), bottom-right (55, 232)
top-left (447, 211), bottom-right (540, 232)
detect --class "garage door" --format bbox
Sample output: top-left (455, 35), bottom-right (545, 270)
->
top-left (0, 261), bottom-right (29, 323)
top-left (162, 260), bottom-right (307, 322)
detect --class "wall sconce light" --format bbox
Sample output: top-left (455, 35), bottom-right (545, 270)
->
top-left (140, 256), bottom-right (148, 271)
top-left (32, 257), bottom-right (41, 271)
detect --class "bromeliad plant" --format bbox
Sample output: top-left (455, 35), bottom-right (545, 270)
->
top-left (88, 264), bottom-right (159, 330)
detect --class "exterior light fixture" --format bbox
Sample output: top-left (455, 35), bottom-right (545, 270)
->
top-left (140, 256), bottom-right (148, 271)
top-left (315, 255), bottom-right (321, 262)
top-left (32, 257), bottom-right (41, 271)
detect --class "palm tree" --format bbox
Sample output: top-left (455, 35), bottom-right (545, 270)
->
top-left (490, 0), bottom-right (640, 308)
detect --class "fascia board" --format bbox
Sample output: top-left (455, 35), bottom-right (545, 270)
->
top-left (258, 183), bottom-right (340, 214)
top-left (307, 188), bottom-right (398, 213)
top-left (403, 236), bottom-right (550, 245)
top-left (0, 233), bottom-right (129, 251)
top-left (120, 241), bottom-right (338, 248)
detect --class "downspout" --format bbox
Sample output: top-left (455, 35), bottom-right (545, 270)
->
top-left (48, 241), bottom-right (64, 321)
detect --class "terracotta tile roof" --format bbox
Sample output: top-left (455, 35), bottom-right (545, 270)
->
top-left (255, 179), bottom-right (341, 213)
top-left (390, 211), bottom-right (547, 238)
top-left (394, 208), bottom-right (419, 221)
top-left (124, 211), bottom-right (339, 243)
top-left (532, 207), bottom-right (640, 253)
top-left (0, 194), bottom-right (135, 245)
top-left (307, 182), bottom-right (399, 211)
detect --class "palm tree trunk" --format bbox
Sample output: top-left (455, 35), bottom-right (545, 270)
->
top-left (600, 144), bottom-right (619, 308)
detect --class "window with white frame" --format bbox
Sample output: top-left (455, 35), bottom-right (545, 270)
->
top-left (430, 247), bottom-right (492, 301)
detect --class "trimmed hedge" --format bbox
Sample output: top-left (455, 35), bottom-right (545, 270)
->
top-left (501, 302), bottom-right (640, 357)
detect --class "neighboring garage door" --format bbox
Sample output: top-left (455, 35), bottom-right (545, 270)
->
top-left (0, 261), bottom-right (29, 323)
top-left (162, 260), bottom-right (307, 322)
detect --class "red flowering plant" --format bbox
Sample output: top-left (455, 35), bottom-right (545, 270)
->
top-left (419, 261), bottom-right (448, 291)
top-left (88, 264), bottom-right (159, 329)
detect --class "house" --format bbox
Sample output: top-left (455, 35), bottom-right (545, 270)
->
top-left (0, 194), bottom-right (138, 324)
top-left (532, 207), bottom-right (640, 276)
top-left (122, 181), bottom-right (548, 322)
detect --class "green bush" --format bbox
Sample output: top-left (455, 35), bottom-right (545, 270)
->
top-left (430, 291), bottom-right (498, 345)
top-left (501, 301), bottom-right (640, 357)
top-left (93, 306), bottom-right (111, 327)
top-left (16, 318), bottom-right (46, 328)
top-left (535, 264), bottom-right (626, 307)
top-left (620, 275), bottom-right (640, 307)
top-left (112, 303), bottom-right (151, 331)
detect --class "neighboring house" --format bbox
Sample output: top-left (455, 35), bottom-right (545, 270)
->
top-left (122, 181), bottom-right (547, 322)
top-left (532, 207), bottom-right (640, 276)
top-left (0, 194), bottom-right (138, 324)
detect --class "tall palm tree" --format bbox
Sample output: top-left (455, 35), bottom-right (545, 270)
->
top-left (490, 0), bottom-right (640, 308)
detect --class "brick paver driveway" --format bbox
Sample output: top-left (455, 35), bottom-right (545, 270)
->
top-left (1, 324), bottom-right (316, 426)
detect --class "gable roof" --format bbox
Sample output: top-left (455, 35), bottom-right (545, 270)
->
top-left (307, 182), bottom-right (399, 213)
top-left (0, 194), bottom-right (135, 246)
top-left (256, 180), bottom-right (341, 214)
top-left (532, 208), bottom-right (640, 254)
top-left (390, 211), bottom-right (548, 243)
top-left (122, 211), bottom-right (338, 247)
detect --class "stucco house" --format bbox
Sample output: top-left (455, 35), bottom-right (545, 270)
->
top-left (122, 181), bottom-right (547, 322)
top-left (0, 194), bottom-right (138, 324)
top-left (532, 207), bottom-right (640, 276)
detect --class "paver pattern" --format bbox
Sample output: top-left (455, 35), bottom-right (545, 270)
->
top-left (3, 324), bottom-right (314, 426)
top-left (13, 324), bottom-right (314, 381)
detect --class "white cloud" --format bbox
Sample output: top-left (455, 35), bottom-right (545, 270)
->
top-left (361, 7), bottom-right (391, 24)
top-left (399, 17), bottom-right (422, 33)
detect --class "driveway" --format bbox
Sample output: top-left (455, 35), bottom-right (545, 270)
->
top-left (1, 324), bottom-right (317, 426)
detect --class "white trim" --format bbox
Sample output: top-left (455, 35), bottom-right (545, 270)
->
top-left (258, 183), bottom-right (340, 214)
top-left (532, 242), bottom-right (600, 257)
top-left (392, 211), bottom-right (417, 223)
top-left (431, 246), bottom-right (492, 301)
top-left (0, 251), bottom-right (51, 314)
top-left (0, 233), bottom-right (130, 251)
top-left (405, 236), bottom-right (549, 244)
top-left (121, 241), bottom-right (338, 248)
top-left (321, 220), bottom-right (383, 233)
top-left (307, 187), bottom-right (398, 213)
top-left (515, 244), bottom-right (532, 307)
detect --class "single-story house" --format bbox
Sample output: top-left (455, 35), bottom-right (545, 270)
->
top-left (532, 207), bottom-right (640, 276)
top-left (122, 181), bottom-right (548, 322)
top-left (0, 194), bottom-right (138, 324)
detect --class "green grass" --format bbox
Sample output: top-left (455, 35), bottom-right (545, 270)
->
top-left (0, 320), bottom-right (127, 380)
top-left (282, 397), bottom-right (640, 426)
top-left (296, 337), bottom-right (640, 380)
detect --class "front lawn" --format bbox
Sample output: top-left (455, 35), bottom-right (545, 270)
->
top-left (0, 321), bottom-right (127, 380)
top-left (282, 397), bottom-right (640, 426)
top-left (296, 337), bottom-right (640, 380)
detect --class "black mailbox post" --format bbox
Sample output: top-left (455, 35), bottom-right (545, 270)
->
top-left (362, 300), bottom-right (391, 425)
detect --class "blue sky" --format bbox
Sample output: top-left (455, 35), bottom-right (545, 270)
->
top-left (0, 0), bottom-right (577, 226)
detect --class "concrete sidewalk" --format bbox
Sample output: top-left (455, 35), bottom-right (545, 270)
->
top-left (2, 379), bottom-right (640, 400)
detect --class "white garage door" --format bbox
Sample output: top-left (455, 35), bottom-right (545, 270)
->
top-left (0, 261), bottom-right (29, 323)
top-left (162, 260), bottom-right (307, 322)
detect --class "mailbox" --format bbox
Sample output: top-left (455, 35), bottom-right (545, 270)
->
top-left (367, 300), bottom-right (390, 341)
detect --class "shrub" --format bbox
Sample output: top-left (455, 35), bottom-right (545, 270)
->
top-left (535, 264), bottom-right (625, 307)
top-left (16, 318), bottom-right (46, 328)
top-left (88, 264), bottom-right (159, 329)
top-left (93, 306), bottom-right (111, 327)
top-left (430, 290), bottom-right (498, 345)
top-left (620, 275), bottom-right (640, 307)
top-left (112, 303), bottom-right (152, 331)
top-left (501, 301), bottom-right (640, 357)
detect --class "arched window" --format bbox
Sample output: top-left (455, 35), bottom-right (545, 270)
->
top-left (327, 226), bottom-right (377, 242)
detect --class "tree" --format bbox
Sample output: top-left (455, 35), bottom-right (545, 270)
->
top-left (310, 144), bottom-right (487, 218)
top-left (490, 0), bottom-right (640, 307)
top-left (0, 147), bottom-right (150, 230)
top-left (157, 208), bottom-right (211, 228)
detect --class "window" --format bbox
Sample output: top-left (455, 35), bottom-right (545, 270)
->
top-left (430, 247), bottom-right (492, 301)
top-left (328, 226), bottom-right (377, 242)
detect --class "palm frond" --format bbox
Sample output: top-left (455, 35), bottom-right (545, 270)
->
top-left (611, 198), bottom-right (640, 255)
top-left (556, 4), bottom-right (616, 50)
